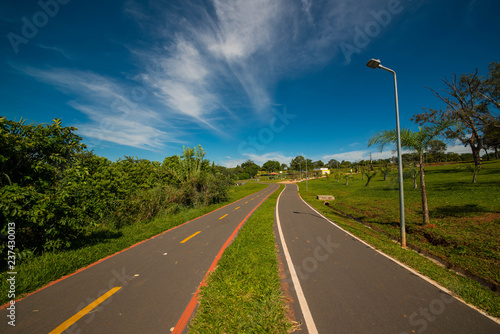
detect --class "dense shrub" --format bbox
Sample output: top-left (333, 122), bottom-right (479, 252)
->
top-left (0, 117), bottom-right (230, 267)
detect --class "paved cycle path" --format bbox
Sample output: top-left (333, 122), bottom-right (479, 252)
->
top-left (275, 183), bottom-right (500, 333)
top-left (1, 184), bottom-right (279, 334)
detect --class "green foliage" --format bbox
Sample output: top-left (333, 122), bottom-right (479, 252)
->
top-left (0, 118), bottom-right (230, 267)
top-left (262, 160), bottom-right (280, 172)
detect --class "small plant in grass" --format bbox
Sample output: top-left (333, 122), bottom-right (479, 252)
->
top-left (334, 171), bottom-right (342, 183)
top-left (369, 124), bottom-right (447, 225)
top-left (405, 164), bottom-right (419, 189)
top-left (466, 164), bottom-right (481, 184)
top-left (363, 170), bottom-right (377, 187)
top-left (380, 165), bottom-right (392, 181)
top-left (344, 173), bottom-right (352, 185)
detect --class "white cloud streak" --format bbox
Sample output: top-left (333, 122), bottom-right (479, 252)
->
top-left (14, 0), bottom-right (405, 152)
top-left (221, 151), bottom-right (293, 167)
top-left (15, 65), bottom-right (179, 150)
top-left (129, 0), bottom-right (392, 124)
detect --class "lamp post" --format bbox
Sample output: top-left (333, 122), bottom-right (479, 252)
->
top-left (366, 58), bottom-right (406, 248)
top-left (306, 157), bottom-right (308, 191)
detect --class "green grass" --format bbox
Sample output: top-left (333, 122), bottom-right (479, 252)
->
top-left (188, 185), bottom-right (292, 333)
top-left (0, 182), bottom-right (267, 306)
top-left (298, 161), bottom-right (500, 318)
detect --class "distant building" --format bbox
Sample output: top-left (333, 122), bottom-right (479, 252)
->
top-left (313, 168), bottom-right (330, 175)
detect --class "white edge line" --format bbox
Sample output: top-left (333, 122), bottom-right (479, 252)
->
top-left (297, 192), bottom-right (500, 325)
top-left (276, 185), bottom-right (319, 334)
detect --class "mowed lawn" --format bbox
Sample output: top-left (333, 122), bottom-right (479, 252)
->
top-left (299, 160), bottom-right (500, 286)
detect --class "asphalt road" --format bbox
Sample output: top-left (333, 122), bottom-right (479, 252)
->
top-left (275, 183), bottom-right (500, 333)
top-left (1, 184), bottom-right (279, 334)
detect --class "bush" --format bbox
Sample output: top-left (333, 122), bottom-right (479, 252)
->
top-left (0, 118), bottom-right (230, 269)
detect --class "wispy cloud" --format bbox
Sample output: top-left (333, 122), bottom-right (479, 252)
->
top-left (129, 0), bottom-right (388, 124)
top-left (13, 0), bottom-right (404, 152)
top-left (37, 44), bottom-right (72, 59)
top-left (222, 151), bottom-right (293, 167)
top-left (14, 65), bottom-right (179, 150)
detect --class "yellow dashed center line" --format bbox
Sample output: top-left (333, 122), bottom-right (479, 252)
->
top-left (219, 214), bottom-right (228, 220)
top-left (234, 206), bottom-right (240, 210)
top-left (245, 201), bottom-right (248, 204)
top-left (49, 287), bottom-right (122, 334)
top-left (180, 231), bottom-right (201, 243)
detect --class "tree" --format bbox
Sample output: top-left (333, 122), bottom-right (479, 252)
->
top-left (363, 170), bottom-right (377, 187)
top-left (427, 140), bottom-right (447, 163)
top-left (380, 166), bottom-right (392, 181)
top-left (313, 160), bottom-right (324, 168)
top-left (482, 62), bottom-right (500, 110)
top-left (290, 156), bottom-right (305, 171)
top-left (262, 160), bottom-right (280, 173)
top-left (413, 68), bottom-right (497, 169)
top-left (483, 119), bottom-right (500, 159)
top-left (327, 159), bottom-right (339, 169)
top-left (369, 125), bottom-right (446, 225)
top-left (241, 160), bottom-right (260, 178)
top-left (405, 165), bottom-right (419, 189)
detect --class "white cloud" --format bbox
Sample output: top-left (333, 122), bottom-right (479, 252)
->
top-left (15, 65), bottom-right (179, 150)
top-left (221, 151), bottom-right (293, 167)
top-left (244, 152), bottom-right (294, 165)
top-left (323, 149), bottom-right (397, 162)
top-left (129, 0), bottom-right (388, 124)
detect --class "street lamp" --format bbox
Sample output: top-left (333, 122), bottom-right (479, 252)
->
top-left (306, 158), bottom-right (308, 191)
top-left (366, 58), bottom-right (406, 248)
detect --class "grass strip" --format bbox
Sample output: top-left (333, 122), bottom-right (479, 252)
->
top-left (0, 182), bottom-right (267, 306)
top-left (299, 186), bottom-right (500, 319)
top-left (188, 185), bottom-right (292, 334)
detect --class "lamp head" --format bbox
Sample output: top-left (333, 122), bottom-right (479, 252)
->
top-left (366, 58), bottom-right (381, 69)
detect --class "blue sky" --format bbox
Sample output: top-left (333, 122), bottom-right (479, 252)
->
top-left (2, 0), bottom-right (499, 167)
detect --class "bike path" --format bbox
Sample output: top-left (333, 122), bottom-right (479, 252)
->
top-left (1, 184), bottom-right (279, 333)
top-left (275, 183), bottom-right (500, 333)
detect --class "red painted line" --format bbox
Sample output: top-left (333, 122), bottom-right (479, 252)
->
top-left (0, 187), bottom-right (271, 311)
top-left (171, 184), bottom-right (279, 334)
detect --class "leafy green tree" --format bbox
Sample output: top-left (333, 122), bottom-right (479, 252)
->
top-left (327, 159), bottom-right (339, 169)
top-left (482, 62), bottom-right (500, 110)
top-left (369, 125), bottom-right (446, 225)
top-left (290, 156), bottom-right (305, 171)
top-left (427, 140), bottom-right (447, 163)
top-left (483, 120), bottom-right (500, 159)
top-left (262, 160), bottom-right (280, 172)
top-left (0, 117), bottom-right (86, 188)
top-left (241, 159), bottom-right (260, 178)
top-left (313, 160), bottom-right (324, 168)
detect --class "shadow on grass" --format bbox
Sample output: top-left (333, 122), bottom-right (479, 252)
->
top-left (431, 204), bottom-right (489, 218)
top-left (70, 229), bottom-right (123, 250)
